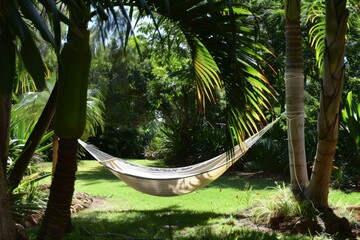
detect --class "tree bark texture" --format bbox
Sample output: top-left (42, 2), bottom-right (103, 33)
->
top-left (52, 134), bottom-right (59, 175)
top-left (0, 24), bottom-right (15, 174)
top-left (37, 139), bottom-right (78, 240)
top-left (0, 95), bottom-right (11, 173)
top-left (285, 0), bottom-right (309, 199)
top-left (0, 20), bottom-right (16, 240)
top-left (0, 162), bottom-right (16, 240)
top-left (308, 0), bottom-right (349, 208)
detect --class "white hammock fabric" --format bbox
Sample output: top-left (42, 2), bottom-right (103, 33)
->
top-left (79, 115), bottom-right (282, 197)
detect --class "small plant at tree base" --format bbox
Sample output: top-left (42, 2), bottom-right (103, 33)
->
top-left (10, 171), bottom-right (50, 223)
top-left (250, 182), bottom-right (318, 226)
top-left (248, 182), bottom-right (359, 238)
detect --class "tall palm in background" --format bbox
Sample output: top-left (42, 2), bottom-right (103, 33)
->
top-left (285, 0), bottom-right (351, 209)
top-left (308, 0), bottom-right (349, 208)
top-left (284, 0), bottom-right (309, 200)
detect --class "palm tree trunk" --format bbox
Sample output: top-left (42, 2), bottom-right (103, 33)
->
top-left (0, 21), bottom-right (16, 240)
top-left (0, 96), bottom-right (11, 173)
top-left (37, 139), bottom-right (77, 240)
top-left (38, 3), bottom-right (90, 239)
top-left (0, 23), bottom-right (15, 174)
top-left (52, 134), bottom-right (59, 175)
top-left (308, 0), bottom-right (348, 208)
top-left (285, 0), bottom-right (309, 200)
top-left (0, 164), bottom-right (15, 240)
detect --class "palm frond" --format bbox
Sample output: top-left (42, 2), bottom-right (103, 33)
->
top-left (341, 91), bottom-right (360, 146)
top-left (187, 36), bottom-right (221, 109)
top-left (1, 0), bottom-right (63, 91)
top-left (142, 1), bottom-right (273, 142)
top-left (85, 89), bottom-right (106, 139)
top-left (88, 0), bottom-right (273, 144)
top-left (303, 0), bottom-right (326, 72)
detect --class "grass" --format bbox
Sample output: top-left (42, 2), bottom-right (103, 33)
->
top-left (29, 160), bottom-right (360, 240)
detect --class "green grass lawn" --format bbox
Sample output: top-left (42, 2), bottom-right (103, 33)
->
top-left (30, 160), bottom-right (360, 240)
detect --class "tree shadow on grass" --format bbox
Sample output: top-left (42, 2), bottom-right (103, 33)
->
top-left (63, 207), bottom-right (305, 240)
top-left (206, 175), bottom-right (281, 191)
top-left (76, 165), bottom-right (120, 186)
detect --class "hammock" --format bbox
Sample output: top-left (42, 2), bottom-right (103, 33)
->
top-left (79, 115), bottom-right (282, 197)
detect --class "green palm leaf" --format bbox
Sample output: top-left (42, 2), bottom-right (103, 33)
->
top-left (342, 91), bottom-right (360, 146)
top-left (39, 0), bottom-right (61, 52)
top-left (18, 0), bottom-right (56, 49)
top-left (2, 0), bottom-right (63, 90)
top-left (146, 1), bottom-right (273, 141)
top-left (303, 0), bottom-right (327, 72)
top-left (89, 0), bottom-right (273, 144)
top-left (6, 1), bottom-right (46, 90)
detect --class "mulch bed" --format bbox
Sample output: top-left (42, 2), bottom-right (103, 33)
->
top-left (236, 206), bottom-right (360, 239)
top-left (16, 192), bottom-right (95, 239)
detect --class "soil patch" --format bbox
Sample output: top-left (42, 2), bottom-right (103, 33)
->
top-left (17, 192), bottom-right (105, 236)
top-left (235, 171), bottom-right (287, 181)
top-left (236, 207), bottom-right (360, 239)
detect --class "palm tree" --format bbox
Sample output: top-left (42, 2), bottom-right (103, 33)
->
top-left (0, 12), bottom-right (17, 239)
top-left (284, 0), bottom-right (309, 200)
top-left (285, 0), bottom-right (351, 209)
top-left (37, 1), bottom-right (92, 238)
top-left (284, 0), bottom-right (350, 209)
top-left (36, 1), bottom-right (272, 239)
top-left (164, 1), bottom-right (272, 141)
top-left (7, 83), bottom-right (105, 190)
top-left (308, 0), bottom-right (349, 208)
top-left (0, 1), bottom-right (60, 238)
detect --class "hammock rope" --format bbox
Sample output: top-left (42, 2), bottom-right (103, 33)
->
top-left (79, 114), bottom-right (283, 197)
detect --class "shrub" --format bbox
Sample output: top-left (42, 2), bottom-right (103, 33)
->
top-left (250, 182), bottom-right (318, 225)
top-left (10, 170), bottom-right (50, 223)
top-left (89, 125), bottom-right (146, 158)
top-left (144, 117), bottom-right (227, 166)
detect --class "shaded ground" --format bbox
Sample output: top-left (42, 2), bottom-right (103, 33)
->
top-left (71, 192), bottom-right (360, 239)
top-left (22, 173), bottom-right (360, 239)
top-left (21, 191), bottom-right (360, 239)
top-left (236, 208), bottom-right (360, 239)
top-left (18, 192), bottom-right (96, 237)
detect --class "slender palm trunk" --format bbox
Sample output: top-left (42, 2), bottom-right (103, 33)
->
top-left (0, 96), bottom-right (13, 239)
top-left (0, 22), bottom-right (16, 240)
top-left (0, 96), bottom-right (11, 173)
top-left (37, 139), bottom-right (77, 240)
top-left (7, 81), bottom-right (58, 190)
top-left (0, 164), bottom-right (15, 240)
top-left (0, 23), bottom-right (15, 173)
top-left (52, 134), bottom-right (59, 175)
top-left (308, 0), bottom-right (348, 208)
top-left (285, 0), bottom-right (309, 199)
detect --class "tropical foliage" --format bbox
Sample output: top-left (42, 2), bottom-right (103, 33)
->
top-left (0, 1), bottom-right (61, 238)
top-left (1, 0), bottom-right (360, 239)
top-left (337, 91), bottom-right (360, 188)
